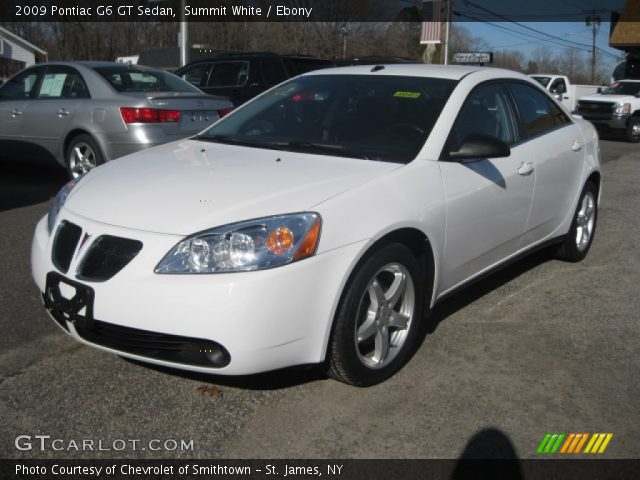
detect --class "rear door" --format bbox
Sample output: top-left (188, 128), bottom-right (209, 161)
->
top-left (205, 60), bottom-right (252, 105)
top-left (260, 59), bottom-right (290, 89)
top-left (21, 65), bottom-right (89, 157)
top-left (507, 81), bottom-right (585, 245)
top-left (0, 67), bottom-right (41, 145)
top-left (439, 82), bottom-right (534, 292)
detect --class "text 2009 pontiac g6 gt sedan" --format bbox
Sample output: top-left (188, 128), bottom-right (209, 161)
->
top-left (31, 65), bottom-right (600, 386)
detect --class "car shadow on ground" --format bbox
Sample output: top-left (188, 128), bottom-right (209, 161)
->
top-left (126, 247), bottom-right (556, 390)
top-left (0, 158), bottom-right (68, 212)
top-left (124, 357), bottom-right (328, 391)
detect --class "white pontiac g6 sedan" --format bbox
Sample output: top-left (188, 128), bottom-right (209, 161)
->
top-left (31, 65), bottom-right (601, 386)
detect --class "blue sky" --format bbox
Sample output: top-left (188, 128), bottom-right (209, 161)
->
top-left (462, 21), bottom-right (624, 73)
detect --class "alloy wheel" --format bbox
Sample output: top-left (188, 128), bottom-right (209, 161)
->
top-left (354, 263), bottom-right (415, 369)
top-left (69, 142), bottom-right (98, 178)
top-left (575, 191), bottom-right (596, 251)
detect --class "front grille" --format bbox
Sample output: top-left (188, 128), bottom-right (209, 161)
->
top-left (52, 221), bottom-right (82, 273)
top-left (576, 101), bottom-right (615, 119)
top-left (74, 319), bottom-right (231, 368)
top-left (77, 235), bottom-right (143, 282)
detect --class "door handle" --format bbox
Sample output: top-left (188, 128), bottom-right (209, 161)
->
top-left (11, 109), bottom-right (22, 117)
top-left (571, 141), bottom-right (582, 152)
top-left (518, 162), bottom-right (535, 176)
top-left (57, 108), bottom-right (70, 117)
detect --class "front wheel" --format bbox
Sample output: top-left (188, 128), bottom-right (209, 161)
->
top-left (556, 181), bottom-right (598, 262)
top-left (626, 117), bottom-right (640, 143)
top-left (66, 134), bottom-right (104, 179)
top-left (327, 243), bottom-right (425, 386)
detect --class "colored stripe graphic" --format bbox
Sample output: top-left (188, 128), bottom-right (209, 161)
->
top-left (574, 433), bottom-right (589, 453)
top-left (585, 433), bottom-right (614, 453)
top-left (560, 433), bottom-right (575, 453)
top-left (537, 434), bottom-right (552, 453)
top-left (540, 433), bottom-right (613, 454)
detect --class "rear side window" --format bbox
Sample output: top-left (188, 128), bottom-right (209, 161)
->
top-left (509, 83), bottom-right (557, 138)
top-left (207, 61), bottom-right (249, 88)
top-left (261, 60), bottom-right (288, 87)
top-left (93, 66), bottom-right (200, 93)
top-left (549, 100), bottom-right (571, 127)
top-left (0, 69), bottom-right (40, 100)
top-left (38, 67), bottom-right (89, 99)
top-left (180, 63), bottom-right (212, 88)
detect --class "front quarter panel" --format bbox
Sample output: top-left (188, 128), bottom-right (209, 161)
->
top-left (313, 159), bottom-right (446, 347)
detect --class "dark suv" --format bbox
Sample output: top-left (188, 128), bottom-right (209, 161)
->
top-left (175, 53), bottom-right (334, 106)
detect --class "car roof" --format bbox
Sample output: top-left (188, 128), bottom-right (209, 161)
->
top-left (31, 61), bottom-right (165, 71)
top-left (302, 64), bottom-right (513, 81)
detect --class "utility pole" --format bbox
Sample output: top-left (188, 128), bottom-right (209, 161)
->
top-left (179, 0), bottom-right (188, 67)
top-left (341, 26), bottom-right (348, 60)
top-left (586, 9), bottom-right (601, 83)
top-left (443, 0), bottom-right (452, 65)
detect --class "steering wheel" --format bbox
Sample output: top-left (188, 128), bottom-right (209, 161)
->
top-left (242, 119), bottom-right (276, 136)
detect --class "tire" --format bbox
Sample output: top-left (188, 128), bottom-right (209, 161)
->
top-left (66, 134), bottom-right (104, 179)
top-left (327, 243), bottom-right (425, 386)
top-left (626, 117), bottom-right (640, 143)
top-left (555, 181), bottom-right (598, 262)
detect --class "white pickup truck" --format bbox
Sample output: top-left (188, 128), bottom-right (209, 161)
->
top-left (529, 74), bottom-right (600, 112)
top-left (574, 80), bottom-right (640, 143)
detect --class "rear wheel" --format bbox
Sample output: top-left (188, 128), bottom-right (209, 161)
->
top-left (327, 243), bottom-right (425, 386)
top-left (556, 181), bottom-right (598, 262)
top-left (66, 134), bottom-right (104, 178)
top-left (626, 117), bottom-right (640, 143)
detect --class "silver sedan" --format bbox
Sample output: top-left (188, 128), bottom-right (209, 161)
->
top-left (0, 61), bottom-right (233, 178)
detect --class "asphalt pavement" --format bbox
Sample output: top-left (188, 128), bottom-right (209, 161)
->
top-left (0, 140), bottom-right (638, 459)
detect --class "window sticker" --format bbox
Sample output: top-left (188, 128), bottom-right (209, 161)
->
top-left (39, 74), bottom-right (67, 97)
top-left (393, 91), bottom-right (421, 99)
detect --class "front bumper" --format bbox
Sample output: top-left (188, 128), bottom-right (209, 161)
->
top-left (32, 211), bottom-right (364, 375)
top-left (575, 112), bottom-right (629, 131)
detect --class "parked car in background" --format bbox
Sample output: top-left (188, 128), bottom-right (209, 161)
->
top-left (33, 65), bottom-right (601, 386)
top-left (574, 80), bottom-right (640, 142)
top-left (175, 52), bottom-right (334, 106)
top-left (0, 62), bottom-right (232, 178)
top-left (529, 74), bottom-right (600, 112)
top-left (337, 56), bottom-right (418, 67)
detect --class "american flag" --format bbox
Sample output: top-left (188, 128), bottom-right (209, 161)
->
top-left (420, 0), bottom-right (443, 44)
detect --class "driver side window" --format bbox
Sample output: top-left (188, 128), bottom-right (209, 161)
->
top-left (0, 69), bottom-right (40, 100)
top-left (450, 83), bottom-right (518, 150)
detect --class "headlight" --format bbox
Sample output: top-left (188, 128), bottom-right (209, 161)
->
top-left (614, 102), bottom-right (631, 115)
top-left (47, 176), bottom-right (84, 234)
top-left (155, 213), bottom-right (321, 274)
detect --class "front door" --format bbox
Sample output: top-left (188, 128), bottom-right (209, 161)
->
top-left (439, 82), bottom-right (535, 292)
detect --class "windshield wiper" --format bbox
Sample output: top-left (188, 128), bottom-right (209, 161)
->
top-left (269, 141), bottom-right (370, 160)
top-left (195, 134), bottom-right (263, 148)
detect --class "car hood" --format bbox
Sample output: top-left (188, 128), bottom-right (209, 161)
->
top-left (578, 94), bottom-right (633, 103)
top-left (66, 140), bottom-right (401, 235)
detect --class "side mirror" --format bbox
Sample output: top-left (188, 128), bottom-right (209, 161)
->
top-left (448, 134), bottom-right (510, 161)
top-left (597, 87), bottom-right (603, 93)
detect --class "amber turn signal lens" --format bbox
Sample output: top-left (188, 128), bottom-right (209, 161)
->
top-left (267, 227), bottom-right (294, 255)
top-left (293, 220), bottom-right (321, 261)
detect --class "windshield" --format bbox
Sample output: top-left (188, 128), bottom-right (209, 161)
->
top-left (198, 74), bottom-right (456, 164)
top-left (531, 76), bottom-right (551, 87)
top-left (601, 81), bottom-right (640, 96)
top-left (93, 66), bottom-right (201, 93)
